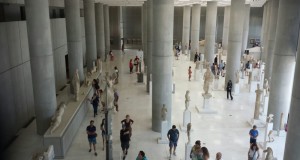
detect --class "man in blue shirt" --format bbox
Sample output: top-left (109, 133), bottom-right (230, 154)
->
top-left (86, 120), bottom-right (97, 156)
top-left (249, 125), bottom-right (259, 145)
top-left (167, 125), bottom-right (179, 159)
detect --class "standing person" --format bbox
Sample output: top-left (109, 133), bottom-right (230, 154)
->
top-left (188, 66), bottom-right (192, 81)
top-left (245, 61), bottom-right (250, 76)
top-left (194, 52), bottom-right (199, 63)
top-left (114, 66), bottom-right (119, 84)
top-left (136, 150), bottom-right (148, 160)
top-left (248, 143), bottom-right (260, 160)
top-left (167, 125), bottom-right (180, 159)
top-left (109, 50), bottom-right (114, 61)
top-left (113, 88), bottom-right (119, 112)
top-left (249, 125), bottom-right (259, 145)
top-left (190, 140), bottom-right (203, 160)
top-left (216, 152), bottom-right (223, 160)
top-left (226, 80), bottom-right (233, 100)
top-left (86, 120), bottom-right (97, 156)
top-left (120, 125), bottom-right (130, 160)
top-left (201, 147), bottom-right (210, 160)
top-left (121, 115), bottom-right (134, 138)
top-left (129, 59), bottom-right (133, 74)
top-left (90, 93), bottom-right (99, 117)
top-left (100, 118), bottom-right (106, 151)
top-left (214, 55), bottom-right (218, 65)
top-left (134, 56), bottom-right (140, 72)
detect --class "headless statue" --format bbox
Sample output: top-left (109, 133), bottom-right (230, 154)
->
top-left (72, 69), bottom-right (80, 101)
top-left (185, 90), bottom-right (191, 110)
top-left (49, 102), bottom-right (66, 134)
top-left (203, 66), bottom-right (213, 95)
top-left (161, 104), bottom-right (168, 121)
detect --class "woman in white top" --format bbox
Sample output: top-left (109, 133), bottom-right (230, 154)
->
top-left (248, 143), bottom-right (260, 160)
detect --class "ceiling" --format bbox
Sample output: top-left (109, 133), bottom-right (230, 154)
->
top-left (96, 0), bottom-right (266, 7)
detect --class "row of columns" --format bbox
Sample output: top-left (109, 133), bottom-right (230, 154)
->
top-left (25, 0), bottom-right (111, 135)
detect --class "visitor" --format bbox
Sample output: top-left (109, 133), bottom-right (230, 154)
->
top-left (109, 50), bottom-right (114, 61)
top-left (226, 80), bottom-right (233, 100)
top-left (211, 63), bottom-right (215, 75)
top-left (100, 118), bottom-right (106, 151)
top-left (134, 56), bottom-right (140, 72)
top-left (222, 62), bottom-right (226, 77)
top-left (113, 88), bottom-right (119, 112)
top-left (86, 120), bottom-right (97, 156)
top-left (129, 59), bottom-right (133, 74)
top-left (201, 147), bottom-right (210, 160)
top-left (90, 93), bottom-right (99, 117)
top-left (248, 143), bottom-right (260, 160)
top-left (167, 125), bottom-right (180, 158)
top-left (92, 79), bottom-right (100, 93)
top-left (216, 152), bottom-right (223, 160)
top-left (120, 124), bottom-right (130, 160)
top-left (121, 115), bottom-right (134, 138)
top-left (214, 55), bottom-right (218, 65)
top-left (190, 140), bottom-right (202, 159)
top-left (245, 61), bottom-right (250, 76)
top-left (188, 66), bottom-right (192, 81)
top-left (249, 125), bottom-right (259, 145)
top-left (114, 66), bottom-right (119, 84)
top-left (198, 52), bottom-right (201, 61)
top-left (136, 150), bottom-right (148, 160)
top-left (194, 52), bottom-right (199, 63)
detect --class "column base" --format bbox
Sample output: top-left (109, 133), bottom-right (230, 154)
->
top-left (158, 121), bottom-right (169, 144)
top-left (185, 143), bottom-right (193, 160)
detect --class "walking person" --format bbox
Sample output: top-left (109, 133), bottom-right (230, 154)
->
top-left (90, 93), bottom-right (100, 117)
top-left (226, 80), bottom-right (233, 100)
top-left (120, 125), bottom-right (130, 160)
top-left (121, 115), bottom-right (134, 138)
top-left (167, 125), bottom-right (179, 159)
top-left (114, 66), bottom-right (119, 84)
top-left (190, 140), bottom-right (203, 160)
top-left (201, 147), bottom-right (210, 160)
top-left (113, 88), bottom-right (119, 112)
top-left (249, 125), bottom-right (259, 145)
top-left (216, 152), bottom-right (223, 160)
top-left (86, 120), bottom-right (97, 156)
top-left (100, 118), bottom-right (106, 151)
top-left (129, 59), bottom-right (133, 74)
top-left (188, 66), bottom-right (192, 81)
top-left (194, 52), bottom-right (199, 63)
top-left (134, 56), bottom-right (140, 72)
top-left (248, 143), bottom-right (260, 160)
top-left (136, 150), bottom-right (148, 160)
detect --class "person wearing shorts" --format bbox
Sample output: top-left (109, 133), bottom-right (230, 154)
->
top-left (249, 125), bottom-right (259, 145)
top-left (86, 120), bottom-right (97, 156)
top-left (120, 125), bottom-right (130, 160)
top-left (167, 125), bottom-right (179, 159)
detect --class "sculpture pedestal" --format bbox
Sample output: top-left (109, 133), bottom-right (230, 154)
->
top-left (137, 73), bottom-right (144, 83)
top-left (234, 83), bottom-right (240, 95)
top-left (185, 142), bottom-right (193, 160)
top-left (158, 121), bottom-right (169, 144)
top-left (248, 81), bottom-right (256, 93)
top-left (180, 110), bottom-right (191, 131)
top-left (197, 93), bottom-right (217, 114)
top-left (200, 62), bottom-right (203, 73)
top-left (194, 69), bottom-right (201, 81)
top-left (259, 96), bottom-right (269, 121)
top-left (248, 118), bottom-right (265, 128)
top-left (213, 78), bottom-right (219, 90)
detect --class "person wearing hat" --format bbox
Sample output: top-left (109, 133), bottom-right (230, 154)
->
top-left (120, 124), bottom-right (130, 160)
top-left (86, 120), bottom-right (97, 156)
top-left (249, 125), bottom-right (259, 145)
top-left (167, 125), bottom-right (180, 159)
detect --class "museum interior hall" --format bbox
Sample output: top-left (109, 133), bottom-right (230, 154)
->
top-left (1, 0), bottom-right (300, 160)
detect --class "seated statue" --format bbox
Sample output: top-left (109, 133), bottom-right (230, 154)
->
top-left (49, 102), bottom-right (66, 134)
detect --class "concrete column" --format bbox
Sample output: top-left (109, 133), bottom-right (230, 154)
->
top-left (25, 0), bottom-right (56, 135)
top-left (142, 2), bottom-right (148, 68)
top-left (241, 4), bottom-right (250, 55)
top-left (267, 0), bottom-right (298, 131)
top-left (152, 0), bottom-right (174, 132)
top-left (222, 6), bottom-right (230, 51)
top-left (284, 25), bottom-right (300, 160)
top-left (262, 2), bottom-right (271, 62)
top-left (264, 0), bottom-right (279, 80)
top-left (104, 5), bottom-right (110, 61)
top-left (120, 6), bottom-right (124, 42)
top-left (146, 0), bottom-right (153, 93)
top-left (84, 0), bottom-right (97, 71)
top-left (225, 0), bottom-right (245, 87)
top-left (182, 6), bottom-right (191, 55)
top-left (65, 0), bottom-right (84, 82)
top-left (204, 1), bottom-right (217, 63)
top-left (95, 3), bottom-right (105, 60)
top-left (190, 4), bottom-right (201, 61)
top-left (260, 3), bottom-right (267, 47)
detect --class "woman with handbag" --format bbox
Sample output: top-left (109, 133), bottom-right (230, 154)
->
top-left (248, 143), bottom-right (260, 160)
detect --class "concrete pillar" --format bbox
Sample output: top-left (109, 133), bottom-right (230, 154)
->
top-left (65, 0), bottom-right (84, 82)
top-left (119, 6), bottom-right (124, 43)
top-left (262, 2), bottom-right (271, 62)
top-left (95, 3), bottom-right (105, 60)
top-left (182, 6), bottom-right (191, 55)
top-left (25, 0), bottom-right (56, 135)
top-left (241, 4), bottom-right (250, 55)
top-left (152, 0), bottom-right (174, 132)
top-left (267, 0), bottom-right (298, 131)
top-left (84, 0), bottom-right (97, 71)
top-left (142, 2), bottom-right (148, 68)
top-left (104, 5), bottom-right (110, 61)
top-left (222, 6), bottom-right (230, 51)
top-left (204, 1), bottom-right (217, 63)
top-left (190, 4), bottom-right (201, 61)
top-left (264, 0), bottom-right (279, 81)
top-left (146, 0), bottom-right (153, 93)
top-left (284, 25), bottom-right (300, 160)
top-left (225, 0), bottom-right (245, 87)
top-left (260, 3), bottom-right (267, 47)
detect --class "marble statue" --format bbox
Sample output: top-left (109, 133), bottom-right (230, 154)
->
top-left (161, 104), bottom-right (168, 121)
top-left (263, 79), bottom-right (269, 96)
top-left (204, 60), bottom-right (210, 69)
top-left (97, 58), bottom-right (102, 73)
top-left (195, 60), bottom-right (201, 70)
top-left (235, 70), bottom-right (240, 83)
top-left (32, 145), bottom-right (54, 160)
top-left (185, 90), bottom-right (191, 110)
top-left (254, 84), bottom-right (263, 119)
top-left (72, 69), bottom-right (80, 101)
top-left (267, 114), bottom-right (274, 123)
top-left (280, 113), bottom-right (285, 130)
top-left (203, 66), bottom-right (213, 95)
top-left (101, 74), bottom-right (115, 109)
top-left (263, 147), bottom-right (274, 160)
top-left (268, 130), bottom-right (274, 142)
top-left (49, 102), bottom-right (66, 134)
top-left (187, 123), bottom-right (192, 143)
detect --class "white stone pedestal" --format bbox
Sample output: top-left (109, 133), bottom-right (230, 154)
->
top-left (213, 78), bottom-right (219, 90)
top-left (259, 96), bottom-right (269, 121)
top-left (249, 81), bottom-right (256, 93)
top-left (234, 83), bottom-right (240, 95)
top-left (194, 69), bottom-right (200, 81)
top-left (248, 118), bottom-right (265, 128)
top-left (180, 110), bottom-right (191, 131)
top-left (258, 123), bottom-right (273, 158)
top-left (185, 143), bottom-right (193, 160)
top-left (200, 62), bottom-right (203, 73)
top-left (276, 130), bottom-right (286, 137)
top-left (197, 93), bottom-right (217, 114)
top-left (158, 121), bottom-right (169, 144)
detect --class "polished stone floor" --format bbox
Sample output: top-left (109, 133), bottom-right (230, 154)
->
top-left (2, 49), bottom-right (285, 160)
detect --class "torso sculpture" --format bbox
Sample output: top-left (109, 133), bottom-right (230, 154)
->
top-left (267, 114), bottom-right (274, 123)
top-left (203, 67), bottom-right (213, 94)
top-left (161, 104), bottom-right (168, 121)
top-left (101, 75), bottom-right (114, 109)
top-left (72, 69), bottom-right (80, 101)
top-left (49, 102), bottom-right (66, 134)
top-left (235, 70), bottom-right (240, 83)
top-left (254, 84), bottom-right (263, 119)
top-left (263, 79), bottom-right (269, 96)
top-left (264, 147), bottom-right (274, 160)
top-left (185, 90), bottom-right (190, 110)
top-left (187, 123), bottom-right (192, 143)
